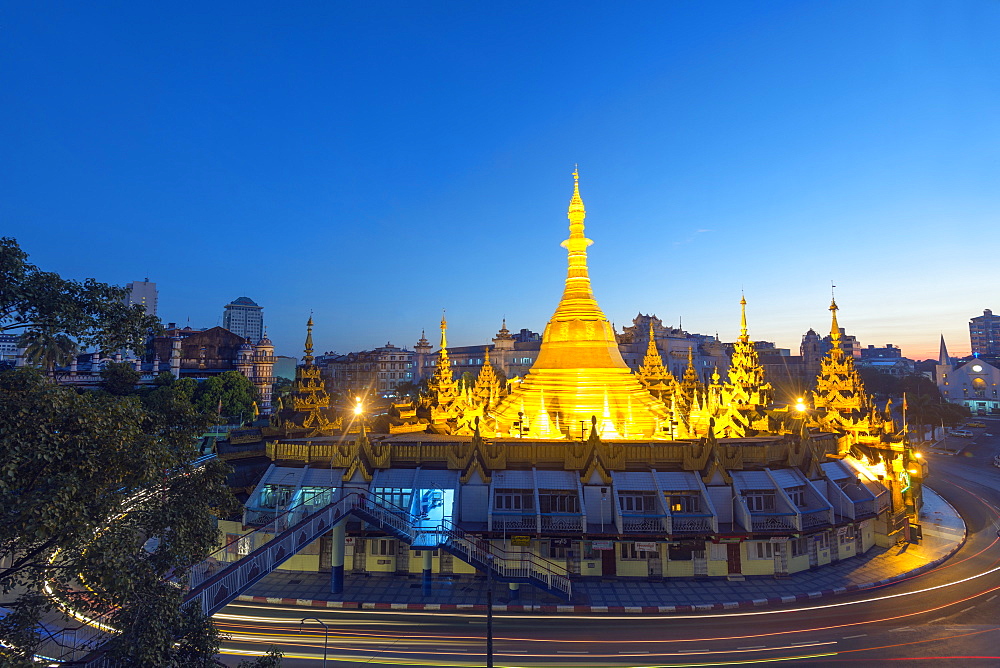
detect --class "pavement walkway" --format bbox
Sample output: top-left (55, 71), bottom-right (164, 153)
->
top-left (237, 486), bottom-right (966, 613)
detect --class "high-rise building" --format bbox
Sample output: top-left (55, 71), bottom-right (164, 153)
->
top-left (222, 297), bottom-right (264, 341)
top-left (124, 279), bottom-right (158, 316)
top-left (970, 309), bottom-right (1000, 358)
top-left (0, 334), bottom-right (20, 363)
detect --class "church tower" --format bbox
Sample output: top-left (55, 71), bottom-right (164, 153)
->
top-left (413, 330), bottom-right (433, 384)
top-left (491, 319), bottom-right (516, 379)
top-left (253, 330), bottom-right (275, 415)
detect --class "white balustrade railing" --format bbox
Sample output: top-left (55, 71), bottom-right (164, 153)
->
top-left (620, 513), bottom-right (667, 533)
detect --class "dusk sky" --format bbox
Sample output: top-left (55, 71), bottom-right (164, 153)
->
top-left (3, 2), bottom-right (998, 361)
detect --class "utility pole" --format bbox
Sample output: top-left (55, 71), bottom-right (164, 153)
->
top-left (486, 554), bottom-right (494, 668)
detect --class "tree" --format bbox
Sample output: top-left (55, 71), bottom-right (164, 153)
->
top-left (0, 368), bottom-right (245, 664)
top-left (393, 380), bottom-right (419, 400)
top-left (16, 326), bottom-right (79, 376)
top-left (0, 237), bottom-right (160, 355)
top-left (194, 370), bottom-right (260, 423)
top-left (270, 376), bottom-right (294, 409)
top-left (100, 360), bottom-right (143, 395)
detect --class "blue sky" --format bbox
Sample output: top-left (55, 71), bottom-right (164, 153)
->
top-left (3, 1), bottom-right (998, 360)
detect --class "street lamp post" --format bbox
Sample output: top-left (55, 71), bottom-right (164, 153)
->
top-left (485, 554), bottom-right (494, 668)
top-left (298, 617), bottom-right (329, 666)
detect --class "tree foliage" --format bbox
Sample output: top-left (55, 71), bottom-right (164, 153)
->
top-left (16, 326), bottom-right (79, 375)
top-left (100, 360), bottom-right (143, 395)
top-left (0, 237), bottom-right (160, 355)
top-left (194, 370), bottom-right (260, 423)
top-left (0, 368), bottom-right (258, 664)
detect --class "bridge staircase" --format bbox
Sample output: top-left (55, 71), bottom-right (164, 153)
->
top-left (186, 489), bottom-right (572, 617)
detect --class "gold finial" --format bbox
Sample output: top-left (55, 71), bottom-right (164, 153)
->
top-left (739, 294), bottom-right (748, 342)
top-left (439, 309), bottom-right (448, 350)
top-left (829, 296), bottom-right (841, 343)
top-left (567, 166), bottom-right (585, 218)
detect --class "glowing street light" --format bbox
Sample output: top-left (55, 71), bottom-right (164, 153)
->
top-left (794, 397), bottom-right (807, 412)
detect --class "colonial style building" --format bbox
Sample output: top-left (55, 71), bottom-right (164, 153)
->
top-left (319, 343), bottom-right (415, 398)
top-left (48, 324), bottom-right (277, 415)
top-left (936, 336), bottom-right (1000, 414)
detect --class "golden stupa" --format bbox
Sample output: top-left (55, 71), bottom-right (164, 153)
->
top-left (488, 171), bottom-right (670, 439)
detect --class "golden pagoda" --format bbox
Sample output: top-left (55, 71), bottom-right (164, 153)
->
top-left (711, 296), bottom-right (773, 437)
top-left (487, 171), bottom-right (669, 439)
top-left (809, 297), bottom-right (892, 446)
top-left (276, 316), bottom-right (340, 434)
top-left (427, 313), bottom-right (462, 430)
top-left (636, 322), bottom-right (676, 401)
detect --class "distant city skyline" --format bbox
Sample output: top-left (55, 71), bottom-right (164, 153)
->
top-left (4, 2), bottom-right (998, 362)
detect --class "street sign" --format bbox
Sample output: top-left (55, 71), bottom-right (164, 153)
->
top-left (635, 542), bottom-right (658, 552)
top-left (591, 540), bottom-right (614, 550)
top-left (511, 535), bottom-right (531, 547)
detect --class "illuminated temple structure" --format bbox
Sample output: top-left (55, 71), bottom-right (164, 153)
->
top-left (227, 174), bottom-right (924, 585)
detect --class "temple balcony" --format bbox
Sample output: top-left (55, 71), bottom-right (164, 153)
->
top-left (488, 469), bottom-right (584, 534)
top-left (820, 460), bottom-right (885, 520)
top-left (731, 470), bottom-right (799, 533)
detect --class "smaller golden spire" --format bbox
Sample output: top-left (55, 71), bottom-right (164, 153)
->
top-left (829, 297), bottom-right (841, 343)
top-left (440, 310), bottom-right (448, 350)
top-left (303, 314), bottom-right (315, 365)
top-left (739, 294), bottom-right (749, 343)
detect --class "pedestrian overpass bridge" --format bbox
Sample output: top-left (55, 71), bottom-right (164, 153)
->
top-left (185, 487), bottom-right (573, 618)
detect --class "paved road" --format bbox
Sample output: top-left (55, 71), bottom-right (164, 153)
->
top-left (216, 421), bottom-right (1000, 666)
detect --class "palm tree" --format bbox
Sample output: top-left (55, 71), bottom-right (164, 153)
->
top-left (18, 327), bottom-right (79, 377)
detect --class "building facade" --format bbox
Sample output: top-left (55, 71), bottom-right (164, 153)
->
top-left (124, 279), bottom-right (158, 316)
top-left (320, 343), bottom-right (414, 398)
top-left (970, 309), bottom-right (1000, 360)
top-left (936, 336), bottom-right (1000, 414)
top-left (0, 334), bottom-right (19, 363)
top-left (222, 297), bottom-right (264, 342)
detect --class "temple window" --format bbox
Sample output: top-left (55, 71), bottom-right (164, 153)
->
top-left (538, 490), bottom-right (579, 514)
top-left (621, 542), bottom-right (658, 560)
top-left (664, 493), bottom-right (701, 513)
top-left (742, 490), bottom-right (776, 512)
top-left (786, 486), bottom-right (806, 508)
top-left (541, 540), bottom-right (570, 559)
top-left (619, 492), bottom-right (657, 513)
top-left (495, 489), bottom-right (533, 511)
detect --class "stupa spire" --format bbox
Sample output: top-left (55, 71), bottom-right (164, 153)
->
top-left (303, 314), bottom-right (315, 365)
top-left (739, 294), bottom-right (749, 343)
top-left (829, 284), bottom-right (841, 344)
top-left (552, 167), bottom-right (599, 320)
top-left (487, 171), bottom-right (668, 438)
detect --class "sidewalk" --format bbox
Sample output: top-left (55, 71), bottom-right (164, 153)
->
top-left (236, 487), bottom-right (966, 614)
